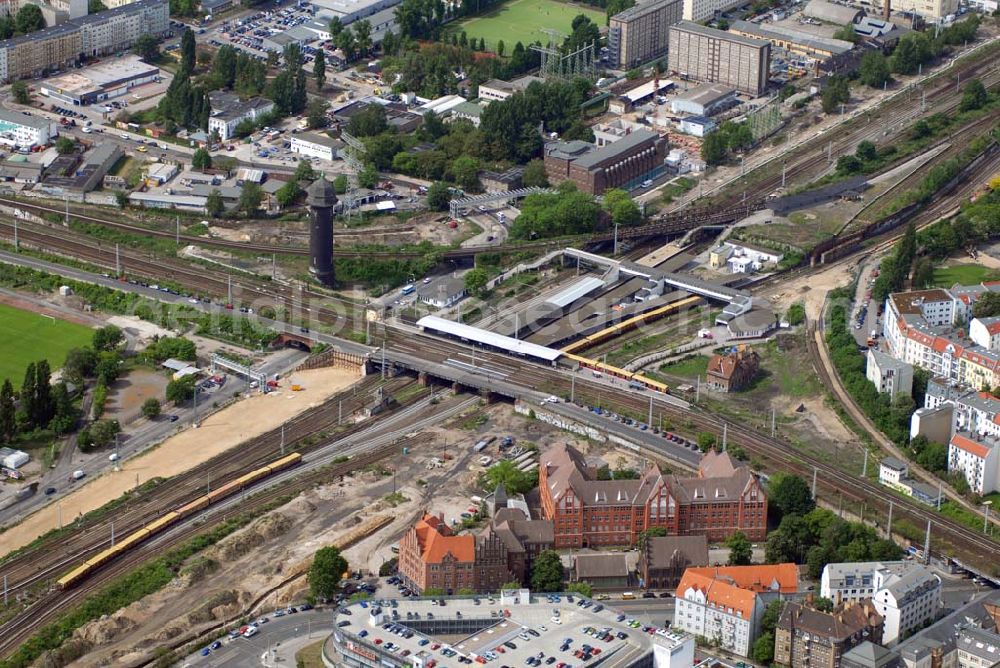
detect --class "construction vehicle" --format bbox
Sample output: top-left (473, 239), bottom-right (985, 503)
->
top-left (291, 384), bottom-right (304, 391)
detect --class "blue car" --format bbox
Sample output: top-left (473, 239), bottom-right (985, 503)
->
top-left (210, 641), bottom-right (222, 650)
top-left (201, 647), bottom-right (211, 656)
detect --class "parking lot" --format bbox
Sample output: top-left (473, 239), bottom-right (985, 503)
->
top-left (209, 3), bottom-right (329, 66)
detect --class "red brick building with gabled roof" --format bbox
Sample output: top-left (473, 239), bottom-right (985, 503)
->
top-left (538, 444), bottom-right (767, 548)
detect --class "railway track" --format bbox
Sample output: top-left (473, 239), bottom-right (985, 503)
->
top-left (703, 54), bottom-right (1000, 211)
top-left (0, 375), bottom-right (407, 603)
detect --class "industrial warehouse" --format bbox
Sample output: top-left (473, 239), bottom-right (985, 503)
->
top-left (39, 56), bottom-right (161, 106)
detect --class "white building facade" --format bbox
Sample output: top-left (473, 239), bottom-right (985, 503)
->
top-left (969, 316), bottom-right (1000, 352)
top-left (0, 109), bottom-right (57, 147)
top-left (867, 348), bottom-right (914, 398)
top-left (948, 432), bottom-right (1000, 495)
top-left (289, 132), bottom-right (340, 161)
top-left (673, 584), bottom-right (761, 656)
top-left (821, 562), bottom-right (941, 646)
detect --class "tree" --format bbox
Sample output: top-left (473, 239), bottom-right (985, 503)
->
top-left (347, 105), bottom-right (388, 137)
top-left (379, 557), bottom-right (398, 576)
top-left (11, 80), bottom-right (29, 105)
top-left (911, 257), bottom-right (935, 289)
top-left (837, 154), bottom-right (863, 175)
top-left (89, 418), bottom-right (121, 448)
top-left (275, 180), bottom-right (302, 207)
top-left (566, 581), bottom-right (592, 598)
top-left (833, 24), bottom-right (860, 43)
top-left (696, 431), bottom-right (716, 452)
top-left (328, 16), bottom-right (343, 37)
top-left (522, 159), bottom-right (549, 187)
top-left (0, 379), bottom-right (15, 442)
top-left (308, 546), bottom-right (349, 600)
top-left (313, 50), bottom-right (326, 90)
top-left (240, 182), bottom-right (264, 215)
top-left (821, 76), bottom-right (850, 114)
top-left (701, 131), bottom-right (728, 166)
top-left (353, 19), bottom-right (372, 57)
top-left (915, 441), bottom-right (948, 472)
top-left (530, 550), bottom-right (564, 592)
top-left (482, 459), bottom-right (537, 494)
top-left (55, 137), bottom-right (76, 155)
top-left (602, 189), bottom-right (641, 227)
top-left (450, 155), bottom-right (481, 191)
top-left (166, 376), bottom-right (196, 405)
top-left (336, 28), bottom-right (357, 61)
top-left (427, 181), bottom-right (451, 211)
top-left (181, 27), bottom-right (196, 72)
top-left (48, 382), bottom-right (76, 434)
top-left (206, 189), bottom-right (225, 218)
top-left (19, 362), bottom-right (36, 429)
top-left (295, 160), bottom-right (317, 181)
top-left (32, 360), bottom-right (53, 428)
top-left (813, 596), bottom-right (834, 612)
top-left (192, 148), bottom-right (212, 170)
top-left (959, 79), bottom-right (989, 112)
top-left (973, 292), bottom-right (1000, 318)
top-left (14, 4), bottom-right (44, 33)
top-left (856, 140), bottom-right (878, 164)
top-left (464, 268), bottom-right (488, 297)
top-left (132, 34), bottom-right (160, 61)
top-left (726, 531), bottom-right (753, 566)
top-left (88, 0), bottom-right (107, 11)
top-left (496, 39), bottom-right (505, 56)
top-left (333, 174), bottom-right (348, 194)
top-left (95, 352), bottom-right (121, 385)
top-left (859, 51), bottom-right (890, 88)
top-left (141, 398), bottom-right (162, 419)
top-left (768, 473), bottom-right (815, 519)
top-left (93, 325), bottom-right (124, 352)
top-left (63, 347), bottom-right (98, 383)
top-left (752, 632), bottom-right (775, 665)
top-left (358, 164), bottom-right (378, 189)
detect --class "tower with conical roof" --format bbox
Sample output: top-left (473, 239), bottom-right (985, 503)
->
top-left (307, 177), bottom-right (337, 286)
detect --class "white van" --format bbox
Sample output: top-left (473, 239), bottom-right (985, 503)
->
top-left (108, 453), bottom-right (119, 462)
top-left (70, 470), bottom-right (85, 481)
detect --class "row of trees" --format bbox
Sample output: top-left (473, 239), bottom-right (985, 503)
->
top-left (0, 362), bottom-right (77, 443)
top-left (827, 301), bottom-right (919, 445)
top-left (328, 17), bottom-right (373, 63)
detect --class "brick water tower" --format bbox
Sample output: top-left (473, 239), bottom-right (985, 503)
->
top-left (307, 177), bottom-right (337, 286)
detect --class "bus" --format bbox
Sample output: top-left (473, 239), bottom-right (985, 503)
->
top-left (401, 284), bottom-right (415, 296)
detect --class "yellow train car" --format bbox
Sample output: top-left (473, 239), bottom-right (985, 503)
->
top-left (560, 296), bottom-right (702, 355)
top-left (56, 453), bottom-right (305, 590)
top-left (266, 452), bottom-right (303, 473)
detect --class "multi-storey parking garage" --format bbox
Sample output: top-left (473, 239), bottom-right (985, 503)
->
top-left (324, 591), bottom-right (694, 668)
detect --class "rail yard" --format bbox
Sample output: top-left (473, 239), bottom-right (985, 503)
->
top-left (0, 8), bottom-right (998, 666)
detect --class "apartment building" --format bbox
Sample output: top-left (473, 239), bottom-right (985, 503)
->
top-left (882, 286), bottom-right (1000, 394)
top-left (970, 316), bottom-right (1000, 352)
top-left (949, 432), bottom-right (1000, 495)
top-left (821, 562), bottom-right (941, 646)
top-left (867, 348), bottom-right (914, 399)
top-left (539, 445), bottom-right (767, 548)
top-left (542, 128), bottom-right (667, 195)
top-left (774, 599), bottom-right (884, 668)
top-left (0, 0), bottom-right (167, 82)
top-left (673, 564), bottom-right (798, 657)
top-left (895, 590), bottom-right (1000, 668)
top-left (607, 0), bottom-right (683, 69)
top-left (883, 0), bottom-right (958, 20)
top-left (667, 21), bottom-right (771, 96)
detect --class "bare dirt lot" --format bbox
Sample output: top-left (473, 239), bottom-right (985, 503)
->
top-left (103, 368), bottom-right (168, 421)
top-left (2, 366), bottom-right (361, 554)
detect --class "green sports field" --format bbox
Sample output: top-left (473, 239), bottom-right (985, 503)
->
top-left (0, 303), bottom-right (93, 386)
top-left (450, 0), bottom-right (605, 54)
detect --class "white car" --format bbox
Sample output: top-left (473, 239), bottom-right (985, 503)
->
top-left (243, 626), bottom-right (258, 638)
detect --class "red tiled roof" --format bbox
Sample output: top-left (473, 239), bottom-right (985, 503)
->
top-left (412, 513), bottom-right (475, 563)
top-left (677, 570), bottom-right (757, 620)
top-left (685, 563), bottom-right (798, 593)
top-left (950, 433), bottom-right (991, 459)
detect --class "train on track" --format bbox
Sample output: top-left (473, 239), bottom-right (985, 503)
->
top-left (55, 453), bottom-right (303, 590)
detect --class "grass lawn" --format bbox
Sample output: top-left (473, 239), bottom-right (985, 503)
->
top-left (449, 0), bottom-right (604, 52)
top-left (932, 263), bottom-right (1000, 288)
top-left (0, 303), bottom-right (93, 385)
top-left (658, 354), bottom-right (709, 379)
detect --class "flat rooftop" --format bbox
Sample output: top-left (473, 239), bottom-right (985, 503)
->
top-left (332, 592), bottom-right (690, 668)
top-left (41, 56), bottom-right (159, 95)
